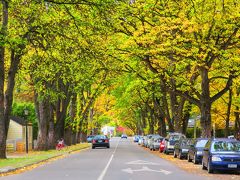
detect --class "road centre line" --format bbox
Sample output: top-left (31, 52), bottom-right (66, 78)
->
top-left (97, 138), bottom-right (120, 180)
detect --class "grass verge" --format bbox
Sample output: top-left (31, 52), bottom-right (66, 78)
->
top-left (0, 143), bottom-right (90, 176)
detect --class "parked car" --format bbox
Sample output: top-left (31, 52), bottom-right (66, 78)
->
top-left (164, 133), bottom-right (186, 154)
top-left (202, 138), bottom-right (240, 173)
top-left (138, 136), bottom-right (144, 145)
top-left (133, 135), bottom-right (140, 142)
top-left (144, 134), bottom-right (154, 147)
top-left (87, 135), bottom-right (95, 143)
top-left (159, 138), bottom-right (167, 153)
top-left (149, 135), bottom-right (163, 151)
top-left (92, 135), bottom-right (110, 149)
top-left (173, 138), bottom-right (192, 159)
top-left (187, 138), bottom-right (208, 164)
top-left (121, 134), bottom-right (127, 139)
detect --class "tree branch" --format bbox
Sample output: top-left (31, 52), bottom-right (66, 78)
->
top-left (210, 74), bottom-right (234, 103)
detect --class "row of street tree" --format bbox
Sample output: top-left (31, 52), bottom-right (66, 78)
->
top-left (0, 0), bottom-right (239, 159)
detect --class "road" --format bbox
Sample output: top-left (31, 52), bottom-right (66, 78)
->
top-left (1, 137), bottom-right (213, 180)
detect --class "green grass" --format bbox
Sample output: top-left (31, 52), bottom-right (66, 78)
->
top-left (0, 143), bottom-right (90, 169)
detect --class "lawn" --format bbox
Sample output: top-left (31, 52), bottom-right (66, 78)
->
top-left (0, 143), bottom-right (90, 169)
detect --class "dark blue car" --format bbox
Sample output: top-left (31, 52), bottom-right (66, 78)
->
top-left (202, 138), bottom-right (240, 173)
top-left (187, 138), bottom-right (208, 164)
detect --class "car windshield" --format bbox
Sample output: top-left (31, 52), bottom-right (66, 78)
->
top-left (181, 140), bottom-right (190, 147)
top-left (196, 140), bottom-right (208, 148)
top-left (212, 141), bottom-right (240, 152)
top-left (169, 135), bottom-right (181, 141)
top-left (94, 135), bottom-right (107, 139)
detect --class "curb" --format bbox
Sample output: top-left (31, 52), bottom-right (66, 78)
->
top-left (0, 145), bottom-right (90, 176)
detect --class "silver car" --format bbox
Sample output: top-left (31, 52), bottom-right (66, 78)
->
top-left (149, 135), bottom-right (163, 151)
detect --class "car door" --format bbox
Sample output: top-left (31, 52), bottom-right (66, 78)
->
top-left (202, 140), bottom-right (211, 166)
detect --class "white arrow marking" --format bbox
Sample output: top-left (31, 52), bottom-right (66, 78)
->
top-left (122, 166), bottom-right (172, 175)
top-left (126, 160), bottom-right (161, 166)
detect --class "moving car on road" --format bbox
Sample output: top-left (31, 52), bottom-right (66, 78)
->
top-left (92, 135), bottom-right (110, 149)
top-left (187, 138), bottom-right (208, 164)
top-left (121, 134), bottom-right (128, 139)
top-left (202, 138), bottom-right (240, 173)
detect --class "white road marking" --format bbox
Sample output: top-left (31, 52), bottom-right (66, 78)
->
top-left (126, 160), bottom-right (161, 166)
top-left (122, 166), bottom-right (172, 175)
top-left (97, 138), bottom-right (120, 180)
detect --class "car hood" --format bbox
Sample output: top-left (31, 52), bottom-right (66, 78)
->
top-left (211, 151), bottom-right (240, 156)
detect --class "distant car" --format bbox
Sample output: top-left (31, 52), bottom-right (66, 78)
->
top-left (164, 133), bottom-right (186, 154)
top-left (159, 138), bottom-right (167, 153)
top-left (121, 134), bottom-right (127, 139)
top-left (187, 138), bottom-right (208, 164)
top-left (92, 135), bottom-right (110, 149)
top-left (202, 138), bottom-right (240, 173)
top-left (173, 138), bottom-right (191, 159)
top-left (144, 134), bottom-right (154, 148)
top-left (149, 135), bottom-right (163, 151)
top-left (133, 135), bottom-right (139, 142)
top-left (138, 136), bottom-right (144, 145)
top-left (87, 135), bottom-right (95, 143)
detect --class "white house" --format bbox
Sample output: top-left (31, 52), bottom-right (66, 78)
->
top-left (7, 116), bottom-right (33, 152)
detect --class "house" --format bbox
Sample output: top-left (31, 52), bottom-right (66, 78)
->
top-left (6, 116), bottom-right (33, 152)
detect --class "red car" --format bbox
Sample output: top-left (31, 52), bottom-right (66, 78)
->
top-left (159, 139), bottom-right (166, 153)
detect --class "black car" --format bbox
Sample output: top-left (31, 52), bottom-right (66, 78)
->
top-left (187, 138), bottom-right (208, 164)
top-left (173, 138), bottom-right (191, 159)
top-left (92, 135), bottom-right (110, 149)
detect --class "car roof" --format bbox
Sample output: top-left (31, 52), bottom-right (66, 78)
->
top-left (212, 138), bottom-right (238, 142)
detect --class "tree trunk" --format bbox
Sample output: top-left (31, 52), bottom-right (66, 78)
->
top-left (0, 0), bottom-right (8, 159)
top-left (154, 97), bottom-right (167, 136)
top-left (48, 105), bottom-right (55, 149)
top-left (36, 99), bottom-right (49, 150)
top-left (64, 128), bottom-right (72, 146)
top-left (182, 103), bottom-right (192, 135)
top-left (160, 76), bottom-right (174, 132)
top-left (234, 87), bottom-right (240, 138)
top-left (225, 88), bottom-right (232, 137)
top-left (199, 67), bottom-right (212, 138)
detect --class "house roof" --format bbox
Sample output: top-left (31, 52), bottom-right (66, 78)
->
top-left (10, 116), bottom-right (27, 126)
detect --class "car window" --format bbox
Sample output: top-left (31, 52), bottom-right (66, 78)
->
top-left (195, 140), bottom-right (208, 148)
top-left (212, 141), bottom-right (240, 152)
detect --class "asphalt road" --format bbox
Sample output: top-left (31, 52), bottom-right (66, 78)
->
top-left (1, 137), bottom-right (213, 180)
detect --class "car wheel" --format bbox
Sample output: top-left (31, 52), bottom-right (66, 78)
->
top-left (207, 161), bottom-right (213, 173)
top-left (193, 154), bottom-right (198, 164)
top-left (107, 145), bottom-right (110, 148)
top-left (92, 146), bottom-right (95, 149)
top-left (187, 154), bottom-right (192, 162)
top-left (174, 151), bottom-right (177, 158)
top-left (178, 151), bottom-right (182, 159)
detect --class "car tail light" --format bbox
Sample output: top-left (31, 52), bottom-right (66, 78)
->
top-left (92, 140), bottom-right (96, 143)
top-left (105, 139), bottom-right (109, 143)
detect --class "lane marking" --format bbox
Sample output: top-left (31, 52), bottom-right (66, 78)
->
top-left (122, 166), bottom-right (172, 175)
top-left (126, 160), bottom-right (161, 166)
top-left (97, 138), bottom-right (120, 180)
